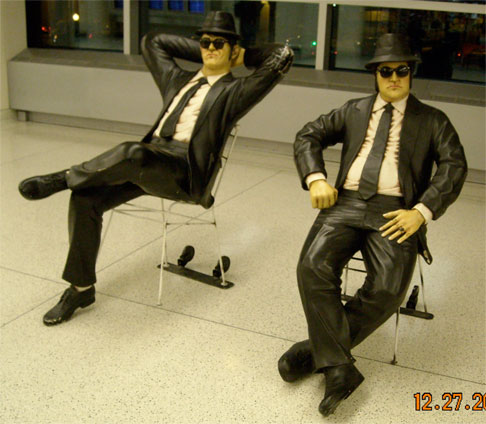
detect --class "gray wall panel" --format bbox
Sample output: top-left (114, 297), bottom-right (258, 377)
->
top-left (8, 61), bottom-right (484, 170)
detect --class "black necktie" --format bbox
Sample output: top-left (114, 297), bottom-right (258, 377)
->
top-left (160, 77), bottom-right (208, 138)
top-left (358, 102), bottom-right (394, 200)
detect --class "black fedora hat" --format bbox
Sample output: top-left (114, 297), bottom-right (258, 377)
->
top-left (196, 11), bottom-right (241, 40)
top-left (365, 33), bottom-right (420, 69)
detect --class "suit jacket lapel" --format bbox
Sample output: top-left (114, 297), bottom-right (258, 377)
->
top-left (398, 94), bottom-right (421, 202)
top-left (144, 70), bottom-right (198, 141)
top-left (191, 72), bottom-right (234, 139)
top-left (349, 94), bottom-right (376, 159)
top-left (162, 70), bottom-right (198, 116)
top-left (338, 94), bottom-right (376, 187)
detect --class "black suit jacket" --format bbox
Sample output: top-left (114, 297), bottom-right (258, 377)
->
top-left (294, 93), bottom-right (468, 263)
top-left (141, 33), bottom-right (292, 207)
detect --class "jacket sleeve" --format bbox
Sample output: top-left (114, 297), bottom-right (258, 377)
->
top-left (294, 103), bottom-right (348, 190)
top-left (418, 110), bottom-right (468, 220)
top-left (141, 32), bottom-right (201, 95)
top-left (228, 43), bottom-right (294, 122)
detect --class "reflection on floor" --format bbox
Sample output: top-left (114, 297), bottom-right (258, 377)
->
top-left (1, 113), bottom-right (485, 424)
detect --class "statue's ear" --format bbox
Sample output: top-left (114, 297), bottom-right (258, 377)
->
top-left (231, 45), bottom-right (240, 61)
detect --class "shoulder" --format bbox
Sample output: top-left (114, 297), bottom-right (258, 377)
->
top-left (406, 94), bottom-right (448, 121)
top-left (345, 94), bottom-right (376, 110)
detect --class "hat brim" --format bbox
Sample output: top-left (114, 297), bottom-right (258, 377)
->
top-left (196, 28), bottom-right (241, 40)
top-left (365, 54), bottom-right (421, 69)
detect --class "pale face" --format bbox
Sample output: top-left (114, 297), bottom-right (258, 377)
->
top-left (200, 33), bottom-right (233, 75)
top-left (376, 61), bottom-right (411, 103)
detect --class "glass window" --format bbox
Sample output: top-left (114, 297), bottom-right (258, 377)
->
top-left (139, 0), bottom-right (318, 67)
top-left (25, 0), bottom-right (123, 51)
top-left (168, 1), bottom-right (184, 11)
top-left (328, 4), bottom-right (485, 84)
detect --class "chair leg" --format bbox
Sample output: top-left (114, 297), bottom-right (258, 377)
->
top-left (417, 256), bottom-right (428, 314)
top-left (211, 206), bottom-right (228, 287)
top-left (99, 209), bottom-right (114, 251)
top-left (96, 210), bottom-right (115, 271)
top-left (343, 264), bottom-right (349, 295)
top-left (391, 306), bottom-right (400, 365)
top-left (158, 199), bottom-right (168, 305)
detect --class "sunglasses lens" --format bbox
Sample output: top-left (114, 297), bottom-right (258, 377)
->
top-left (396, 66), bottom-right (410, 77)
top-left (378, 66), bottom-right (410, 78)
top-left (213, 39), bottom-right (225, 49)
top-left (200, 38), bottom-right (226, 50)
top-left (379, 67), bottom-right (393, 78)
top-left (200, 38), bottom-right (211, 48)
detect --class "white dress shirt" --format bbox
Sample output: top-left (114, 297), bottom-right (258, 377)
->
top-left (153, 70), bottom-right (228, 143)
top-left (305, 94), bottom-right (433, 223)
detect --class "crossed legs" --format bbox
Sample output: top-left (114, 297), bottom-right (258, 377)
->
top-left (19, 140), bottom-right (190, 324)
top-left (279, 192), bottom-right (418, 415)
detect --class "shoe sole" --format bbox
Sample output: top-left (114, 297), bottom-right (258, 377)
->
top-left (278, 359), bottom-right (313, 383)
top-left (319, 374), bottom-right (364, 417)
top-left (43, 297), bottom-right (95, 326)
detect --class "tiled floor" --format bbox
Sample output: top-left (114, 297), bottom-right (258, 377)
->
top-left (1, 112), bottom-right (485, 423)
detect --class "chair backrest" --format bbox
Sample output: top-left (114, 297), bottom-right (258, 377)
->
top-left (198, 125), bottom-right (240, 209)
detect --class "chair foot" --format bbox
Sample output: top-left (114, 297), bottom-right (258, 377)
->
top-left (178, 245), bottom-right (195, 267)
top-left (213, 256), bottom-right (230, 278)
top-left (159, 262), bottom-right (235, 289)
top-left (406, 285), bottom-right (419, 310)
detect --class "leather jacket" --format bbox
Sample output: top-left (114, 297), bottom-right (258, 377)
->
top-left (141, 32), bottom-right (293, 207)
top-left (294, 93), bottom-right (468, 263)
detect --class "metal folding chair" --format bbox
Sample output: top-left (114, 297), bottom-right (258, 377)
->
top-left (100, 125), bottom-right (240, 305)
top-left (342, 254), bottom-right (434, 364)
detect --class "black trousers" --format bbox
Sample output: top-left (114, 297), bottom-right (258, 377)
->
top-left (297, 190), bottom-right (418, 370)
top-left (62, 139), bottom-right (190, 286)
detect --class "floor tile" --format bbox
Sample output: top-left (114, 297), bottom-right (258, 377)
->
top-left (1, 115), bottom-right (484, 424)
top-left (0, 295), bottom-right (305, 424)
top-left (0, 267), bottom-right (65, 326)
top-left (297, 358), bottom-right (486, 423)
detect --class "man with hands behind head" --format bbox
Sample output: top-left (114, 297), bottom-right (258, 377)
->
top-left (278, 33), bottom-right (467, 417)
top-left (18, 11), bottom-right (293, 326)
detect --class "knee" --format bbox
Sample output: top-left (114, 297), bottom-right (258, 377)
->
top-left (119, 142), bottom-right (148, 164)
top-left (297, 253), bottom-right (340, 295)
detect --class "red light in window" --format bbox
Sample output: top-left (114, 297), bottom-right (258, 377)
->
top-left (88, 33), bottom-right (93, 39)
top-left (334, 50), bottom-right (338, 55)
top-left (41, 26), bottom-right (48, 32)
top-left (457, 53), bottom-right (461, 57)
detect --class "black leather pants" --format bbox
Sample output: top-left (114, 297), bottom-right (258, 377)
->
top-left (62, 139), bottom-right (190, 286)
top-left (297, 190), bottom-right (418, 370)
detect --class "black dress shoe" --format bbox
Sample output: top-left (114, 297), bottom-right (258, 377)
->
top-left (318, 363), bottom-right (364, 417)
top-left (43, 286), bottom-right (95, 326)
top-left (278, 340), bottom-right (314, 382)
top-left (19, 170), bottom-right (68, 200)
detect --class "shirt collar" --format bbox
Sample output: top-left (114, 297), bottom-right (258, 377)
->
top-left (374, 94), bottom-right (409, 115)
top-left (191, 70), bottom-right (228, 87)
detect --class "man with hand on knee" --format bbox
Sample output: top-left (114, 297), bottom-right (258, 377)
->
top-left (278, 33), bottom-right (466, 417)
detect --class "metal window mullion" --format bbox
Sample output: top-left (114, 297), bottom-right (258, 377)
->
top-left (328, 1), bottom-right (485, 14)
top-left (316, 2), bottom-right (328, 71)
top-left (123, 0), bottom-right (140, 55)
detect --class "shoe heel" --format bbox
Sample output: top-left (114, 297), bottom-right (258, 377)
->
top-left (344, 375), bottom-right (364, 400)
top-left (80, 297), bottom-right (95, 309)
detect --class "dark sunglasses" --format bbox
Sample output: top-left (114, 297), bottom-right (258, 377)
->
top-left (199, 37), bottom-right (228, 50)
top-left (377, 65), bottom-right (411, 78)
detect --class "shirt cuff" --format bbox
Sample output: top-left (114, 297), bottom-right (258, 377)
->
top-left (305, 172), bottom-right (326, 189)
top-left (413, 203), bottom-right (433, 224)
